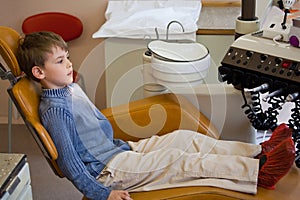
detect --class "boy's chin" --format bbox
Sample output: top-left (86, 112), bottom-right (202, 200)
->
top-left (67, 77), bottom-right (74, 84)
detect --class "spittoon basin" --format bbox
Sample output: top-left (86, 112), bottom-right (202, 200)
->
top-left (148, 40), bottom-right (210, 87)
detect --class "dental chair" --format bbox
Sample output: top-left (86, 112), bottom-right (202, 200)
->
top-left (2, 26), bottom-right (300, 200)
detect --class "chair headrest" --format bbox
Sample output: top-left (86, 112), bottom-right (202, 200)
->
top-left (0, 26), bottom-right (23, 77)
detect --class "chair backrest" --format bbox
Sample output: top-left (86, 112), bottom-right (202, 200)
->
top-left (22, 12), bottom-right (83, 42)
top-left (0, 26), bottom-right (23, 77)
top-left (0, 26), bottom-right (64, 178)
top-left (7, 76), bottom-right (64, 178)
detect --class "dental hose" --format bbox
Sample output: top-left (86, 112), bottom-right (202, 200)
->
top-left (241, 89), bottom-right (280, 131)
top-left (288, 99), bottom-right (300, 167)
top-left (242, 86), bottom-right (300, 168)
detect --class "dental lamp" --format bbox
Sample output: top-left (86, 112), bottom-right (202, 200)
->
top-left (219, 0), bottom-right (300, 167)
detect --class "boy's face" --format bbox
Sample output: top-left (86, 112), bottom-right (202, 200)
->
top-left (32, 46), bottom-right (73, 89)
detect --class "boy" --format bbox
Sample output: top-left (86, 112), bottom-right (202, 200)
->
top-left (17, 31), bottom-right (295, 200)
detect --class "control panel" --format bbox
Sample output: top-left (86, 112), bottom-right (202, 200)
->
top-left (219, 33), bottom-right (300, 94)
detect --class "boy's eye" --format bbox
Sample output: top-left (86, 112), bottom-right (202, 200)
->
top-left (57, 59), bottom-right (64, 64)
top-left (56, 52), bottom-right (69, 64)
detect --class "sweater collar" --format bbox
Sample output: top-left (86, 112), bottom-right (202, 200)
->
top-left (41, 84), bottom-right (74, 98)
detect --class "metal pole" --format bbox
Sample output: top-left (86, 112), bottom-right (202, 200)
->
top-left (235, 0), bottom-right (260, 39)
top-left (8, 98), bottom-right (12, 152)
top-left (241, 0), bottom-right (257, 20)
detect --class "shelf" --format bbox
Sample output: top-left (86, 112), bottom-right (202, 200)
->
top-left (202, 0), bottom-right (241, 7)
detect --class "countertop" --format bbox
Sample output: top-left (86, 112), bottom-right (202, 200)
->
top-left (198, 0), bottom-right (273, 35)
top-left (198, 0), bottom-right (241, 35)
top-left (0, 153), bottom-right (26, 197)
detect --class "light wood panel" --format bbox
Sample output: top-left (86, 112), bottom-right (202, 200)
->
top-left (202, 0), bottom-right (241, 7)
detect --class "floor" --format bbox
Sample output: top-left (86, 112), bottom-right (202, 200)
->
top-left (0, 124), bottom-right (83, 200)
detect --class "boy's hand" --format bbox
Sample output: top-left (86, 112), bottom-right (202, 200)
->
top-left (108, 190), bottom-right (133, 200)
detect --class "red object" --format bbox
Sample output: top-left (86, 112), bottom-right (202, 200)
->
top-left (258, 138), bottom-right (295, 189)
top-left (281, 61), bottom-right (291, 69)
top-left (257, 123), bottom-right (293, 159)
top-left (22, 12), bottom-right (83, 42)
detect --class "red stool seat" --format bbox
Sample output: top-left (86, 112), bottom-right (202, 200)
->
top-left (22, 12), bottom-right (83, 42)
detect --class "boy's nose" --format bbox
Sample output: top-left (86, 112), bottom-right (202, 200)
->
top-left (67, 60), bottom-right (72, 68)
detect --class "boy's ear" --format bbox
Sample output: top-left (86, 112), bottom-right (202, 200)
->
top-left (32, 66), bottom-right (45, 80)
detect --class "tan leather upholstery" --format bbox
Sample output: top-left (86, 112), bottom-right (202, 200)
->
top-left (8, 77), bottom-right (64, 177)
top-left (0, 26), bottom-right (22, 77)
top-left (101, 93), bottom-right (219, 141)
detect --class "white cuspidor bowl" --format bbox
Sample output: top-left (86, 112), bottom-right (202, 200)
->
top-left (148, 40), bottom-right (210, 87)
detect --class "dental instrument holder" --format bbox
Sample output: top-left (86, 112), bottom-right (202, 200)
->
top-left (235, 0), bottom-right (260, 39)
top-left (218, 32), bottom-right (300, 168)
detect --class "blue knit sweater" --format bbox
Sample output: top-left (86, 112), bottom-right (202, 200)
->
top-left (39, 83), bottom-right (131, 200)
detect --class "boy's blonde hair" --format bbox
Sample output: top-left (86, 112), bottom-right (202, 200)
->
top-left (17, 31), bottom-right (68, 82)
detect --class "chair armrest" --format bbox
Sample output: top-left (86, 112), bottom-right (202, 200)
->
top-left (101, 93), bottom-right (219, 142)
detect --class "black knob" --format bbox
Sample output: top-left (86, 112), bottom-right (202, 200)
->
top-left (260, 54), bottom-right (268, 61)
top-left (275, 57), bottom-right (283, 65)
top-left (246, 51), bottom-right (253, 58)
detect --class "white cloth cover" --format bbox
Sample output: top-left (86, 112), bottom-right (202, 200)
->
top-left (92, 0), bottom-right (202, 40)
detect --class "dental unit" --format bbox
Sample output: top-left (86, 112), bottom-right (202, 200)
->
top-left (141, 0), bottom-right (300, 168)
top-left (219, 0), bottom-right (300, 167)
